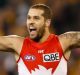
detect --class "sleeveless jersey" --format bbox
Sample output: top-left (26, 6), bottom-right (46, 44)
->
top-left (18, 34), bottom-right (67, 75)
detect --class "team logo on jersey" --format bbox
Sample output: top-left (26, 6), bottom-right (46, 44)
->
top-left (24, 54), bottom-right (36, 61)
top-left (43, 52), bottom-right (60, 62)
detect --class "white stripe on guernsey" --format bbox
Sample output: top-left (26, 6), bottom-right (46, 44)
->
top-left (18, 57), bottom-right (67, 75)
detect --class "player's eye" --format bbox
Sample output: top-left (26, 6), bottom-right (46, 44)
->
top-left (34, 16), bottom-right (40, 20)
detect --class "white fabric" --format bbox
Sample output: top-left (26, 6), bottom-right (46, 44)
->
top-left (18, 56), bottom-right (67, 75)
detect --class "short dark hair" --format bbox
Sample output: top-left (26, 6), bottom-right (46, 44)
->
top-left (30, 4), bottom-right (52, 19)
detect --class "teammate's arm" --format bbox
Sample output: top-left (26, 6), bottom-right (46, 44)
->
top-left (59, 31), bottom-right (80, 52)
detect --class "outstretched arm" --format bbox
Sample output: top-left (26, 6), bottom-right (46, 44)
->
top-left (0, 35), bottom-right (24, 55)
top-left (59, 31), bottom-right (80, 52)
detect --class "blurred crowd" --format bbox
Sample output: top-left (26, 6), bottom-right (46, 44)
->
top-left (0, 0), bottom-right (80, 35)
top-left (0, 0), bottom-right (80, 36)
top-left (0, 52), bottom-right (18, 75)
top-left (0, 0), bottom-right (80, 75)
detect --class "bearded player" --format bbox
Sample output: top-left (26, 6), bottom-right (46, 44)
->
top-left (0, 4), bottom-right (80, 75)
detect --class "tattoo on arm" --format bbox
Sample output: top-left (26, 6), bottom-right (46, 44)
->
top-left (60, 31), bottom-right (80, 40)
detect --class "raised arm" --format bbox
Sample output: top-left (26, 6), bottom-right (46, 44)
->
top-left (59, 31), bottom-right (80, 52)
top-left (0, 35), bottom-right (24, 55)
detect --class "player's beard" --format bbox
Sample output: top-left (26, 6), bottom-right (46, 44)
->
top-left (32, 25), bottom-right (45, 42)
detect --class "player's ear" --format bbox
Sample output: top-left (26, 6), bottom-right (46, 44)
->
top-left (45, 19), bottom-right (51, 27)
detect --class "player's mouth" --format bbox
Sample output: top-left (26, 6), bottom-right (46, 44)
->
top-left (30, 29), bottom-right (36, 32)
top-left (29, 27), bottom-right (37, 34)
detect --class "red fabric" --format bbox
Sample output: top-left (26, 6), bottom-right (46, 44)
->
top-left (20, 34), bottom-right (63, 73)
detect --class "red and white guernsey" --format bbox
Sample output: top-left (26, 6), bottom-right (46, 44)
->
top-left (18, 34), bottom-right (67, 75)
